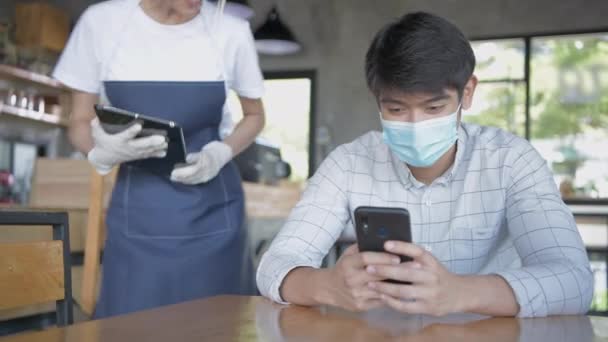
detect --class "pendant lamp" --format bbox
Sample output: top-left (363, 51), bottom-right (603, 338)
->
top-left (254, 6), bottom-right (301, 55)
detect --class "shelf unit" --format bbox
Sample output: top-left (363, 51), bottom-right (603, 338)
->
top-left (0, 103), bottom-right (68, 127)
top-left (0, 64), bottom-right (70, 128)
top-left (0, 64), bottom-right (65, 92)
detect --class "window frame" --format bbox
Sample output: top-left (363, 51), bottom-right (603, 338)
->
top-left (262, 70), bottom-right (317, 178)
top-left (470, 28), bottom-right (608, 204)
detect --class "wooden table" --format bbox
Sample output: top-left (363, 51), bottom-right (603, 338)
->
top-left (1, 296), bottom-right (606, 342)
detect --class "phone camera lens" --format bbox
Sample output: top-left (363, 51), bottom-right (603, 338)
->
top-left (378, 227), bottom-right (388, 239)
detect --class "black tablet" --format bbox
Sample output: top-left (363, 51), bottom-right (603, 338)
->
top-left (94, 104), bottom-right (187, 176)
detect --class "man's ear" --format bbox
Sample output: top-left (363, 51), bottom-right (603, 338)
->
top-left (461, 75), bottom-right (478, 111)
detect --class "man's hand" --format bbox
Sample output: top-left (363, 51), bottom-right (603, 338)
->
top-left (322, 244), bottom-right (401, 312)
top-left (366, 241), bottom-right (469, 316)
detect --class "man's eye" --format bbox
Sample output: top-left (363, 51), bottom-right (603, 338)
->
top-left (427, 105), bottom-right (445, 113)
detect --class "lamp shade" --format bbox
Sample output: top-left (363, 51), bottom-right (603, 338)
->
top-left (253, 7), bottom-right (301, 55)
top-left (209, 0), bottom-right (254, 20)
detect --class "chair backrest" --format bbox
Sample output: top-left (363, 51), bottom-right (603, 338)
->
top-left (0, 241), bottom-right (64, 309)
top-left (29, 158), bottom-right (114, 209)
top-left (0, 211), bottom-right (73, 329)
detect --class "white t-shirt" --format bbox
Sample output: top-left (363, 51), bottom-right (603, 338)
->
top-left (53, 0), bottom-right (264, 135)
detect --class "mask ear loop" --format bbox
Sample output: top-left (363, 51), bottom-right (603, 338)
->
top-left (212, 0), bottom-right (226, 32)
top-left (201, 0), bottom-right (229, 136)
top-left (201, 0), bottom-right (227, 81)
top-left (99, 0), bottom-right (143, 104)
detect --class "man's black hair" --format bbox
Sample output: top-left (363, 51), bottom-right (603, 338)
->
top-left (365, 12), bottom-right (476, 99)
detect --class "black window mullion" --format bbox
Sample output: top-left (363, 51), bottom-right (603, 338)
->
top-left (524, 37), bottom-right (532, 140)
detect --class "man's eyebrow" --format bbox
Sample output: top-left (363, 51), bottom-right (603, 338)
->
top-left (422, 94), bottom-right (451, 104)
top-left (379, 97), bottom-right (406, 105)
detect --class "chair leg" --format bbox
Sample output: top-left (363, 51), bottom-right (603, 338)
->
top-left (55, 299), bottom-right (70, 326)
top-left (81, 169), bottom-right (105, 317)
top-left (53, 212), bottom-right (73, 325)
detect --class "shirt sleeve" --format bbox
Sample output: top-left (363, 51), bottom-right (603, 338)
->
top-left (495, 141), bottom-right (593, 317)
top-left (228, 23), bottom-right (264, 99)
top-left (52, 8), bottom-right (101, 93)
top-left (256, 146), bottom-right (352, 303)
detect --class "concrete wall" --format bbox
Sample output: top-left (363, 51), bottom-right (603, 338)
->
top-left (250, 0), bottom-right (608, 166)
top-left (3, 0), bottom-right (608, 164)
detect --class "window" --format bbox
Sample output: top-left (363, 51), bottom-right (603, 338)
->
top-left (470, 31), bottom-right (608, 314)
top-left (468, 32), bottom-right (608, 201)
top-left (0, 140), bottom-right (37, 204)
top-left (226, 71), bottom-right (315, 183)
top-left (530, 34), bottom-right (608, 200)
top-left (12, 142), bottom-right (37, 204)
top-left (467, 39), bottom-right (526, 137)
top-left (0, 140), bottom-right (10, 171)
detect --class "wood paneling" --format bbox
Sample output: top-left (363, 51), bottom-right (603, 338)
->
top-left (0, 241), bottom-right (64, 310)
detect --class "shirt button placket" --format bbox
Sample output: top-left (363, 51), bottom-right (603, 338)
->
top-left (421, 187), bottom-right (432, 246)
top-left (423, 188), bottom-right (433, 207)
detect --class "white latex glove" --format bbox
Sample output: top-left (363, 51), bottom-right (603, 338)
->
top-left (170, 141), bottom-right (233, 184)
top-left (87, 118), bottom-right (168, 175)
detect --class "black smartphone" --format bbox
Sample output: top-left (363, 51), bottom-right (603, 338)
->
top-left (354, 206), bottom-right (413, 284)
top-left (94, 104), bottom-right (188, 176)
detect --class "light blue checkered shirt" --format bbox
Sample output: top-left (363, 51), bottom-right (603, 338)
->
top-left (257, 123), bottom-right (593, 317)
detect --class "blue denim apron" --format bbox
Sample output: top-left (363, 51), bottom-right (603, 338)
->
top-left (94, 80), bottom-right (255, 318)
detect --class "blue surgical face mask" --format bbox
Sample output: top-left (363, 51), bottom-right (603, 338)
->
top-left (380, 105), bottom-right (460, 167)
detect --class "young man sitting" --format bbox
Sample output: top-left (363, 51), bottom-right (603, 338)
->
top-left (256, 12), bottom-right (593, 317)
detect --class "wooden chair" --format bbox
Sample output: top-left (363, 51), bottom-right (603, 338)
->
top-left (28, 158), bottom-right (115, 317)
top-left (0, 211), bottom-right (73, 335)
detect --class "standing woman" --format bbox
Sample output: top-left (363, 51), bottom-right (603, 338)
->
top-left (53, 0), bottom-right (265, 318)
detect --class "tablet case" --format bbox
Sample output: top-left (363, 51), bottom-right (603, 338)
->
top-left (94, 104), bottom-right (187, 177)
